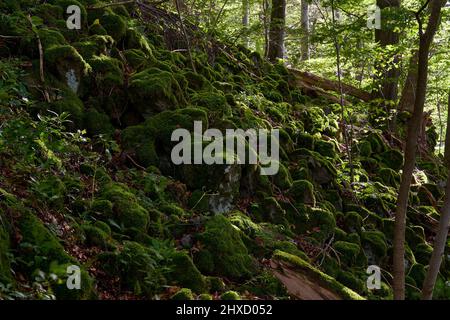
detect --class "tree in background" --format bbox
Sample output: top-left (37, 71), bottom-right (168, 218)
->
top-left (375, 0), bottom-right (401, 103)
top-left (301, 0), bottom-right (310, 60)
top-left (268, 0), bottom-right (287, 62)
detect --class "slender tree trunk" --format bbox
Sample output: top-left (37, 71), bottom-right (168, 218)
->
top-left (263, 0), bottom-right (270, 58)
top-left (267, 0), bottom-right (286, 62)
top-left (422, 97), bottom-right (450, 299)
top-left (398, 51), bottom-right (419, 113)
top-left (300, 0), bottom-right (309, 61)
top-left (444, 92), bottom-right (450, 166)
top-left (374, 0), bottom-right (401, 102)
top-left (393, 0), bottom-right (445, 300)
top-left (242, 0), bottom-right (250, 47)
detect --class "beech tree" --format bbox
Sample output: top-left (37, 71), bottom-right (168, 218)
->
top-left (300, 0), bottom-right (310, 60)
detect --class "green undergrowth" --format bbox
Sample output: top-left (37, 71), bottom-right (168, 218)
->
top-left (0, 0), bottom-right (449, 300)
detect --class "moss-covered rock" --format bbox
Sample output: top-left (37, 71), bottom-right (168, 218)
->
top-left (361, 231), bottom-right (387, 264)
top-left (195, 215), bottom-right (254, 279)
top-left (18, 210), bottom-right (94, 299)
top-left (100, 183), bottom-right (149, 232)
top-left (168, 252), bottom-right (207, 293)
top-left (171, 288), bottom-right (194, 300)
top-left (288, 180), bottom-right (315, 206)
top-left (333, 241), bottom-right (360, 266)
top-left (220, 290), bottom-right (241, 300)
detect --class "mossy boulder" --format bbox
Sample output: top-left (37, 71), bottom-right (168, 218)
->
top-left (129, 68), bottom-right (185, 116)
top-left (288, 180), bottom-right (315, 206)
top-left (83, 108), bottom-right (114, 136)
top-left (414, 243), bottom-right (433, 265)
top-left (168, 252), bottom-right (207, 293)
top-left (307, 207), bottom-right (336, 242)
top-left (333, 241), bottom-right (360, 266)
top-left (171, 288), bottom-right (194, 300)
top-left (195, 215), bottom-right (254, 279)
top-left (18, 210), bottom-right (94, 299)
top-left (100, 183), bottom-right (149, 232)
top-left (361, 231), bottom-right (387, 264)
top-left (99, 10), bottom-right (127, 41)
top-left (378, 149), bottom-right (404, 171)
top-left (220, 290), bottom-right (241, 300)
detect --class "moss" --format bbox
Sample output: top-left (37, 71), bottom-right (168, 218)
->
top-left (74, 35), bottom-right (114, 58)
top-left (32, 176), bottom-right (67, 209)
top-left (171, 288), bottom-right (194, 300)
top-left (88, 54), bottom-right (124, 88)
top-left (101, 183), bottom-right (149, 232)
top-left (129, 68), bottom-right (185, 115)
top-left (307, 207), bottom-right (336, 242)
top-left (159, 203), bottom-right (185, 217)
top-left (90, 199), bottom-right (114, 216)
top-left (358, 140), bottom-right (372, 157)
top-left (190, 90), bottom-right (231, 117)
top-left (336, 270), bottom-right (365, 294)
top-left (169, 252), bottom-right (206, 293)
top-left (378, 167), bottom-right (400, 187)
top-left (124, 27), bottom-right (154, 56)
top-left (220, 290), bottom-right (241, 300)
top-left (343, 211), bottom-right (362, 234)
top-left (121, 125), bottom-right (158, 167)
top-left (272, 251), bottom-right (364, 300)
top-left (364, 132), bottom-right (387, 154)
top-left (198, 293), bottom-right (213, 300)
top-left (195, 215), bottom-right (254, 279)
top-left (188, 190), bottom-right (210, 212)
top-left (333, 241), bottom-right (360, 266)
top-left (361, 231), bottom-right (387, 263)
top-left (408, 263), bottom-right (426, 288)
top-left (99, 10), bottom-right (127, 41)
top-left (117, 241), bottom-right (165, 296)
top-left (81, 224), bottom-right (110, 248)
top-left (414, 243), bottom-right (433, 265)
top-left (18, 210), bottom-right (94, 299)
top-left (123, 49), bottom-right (151, 70)
top-left (45, 44), bottom-right (91, 79)
top-left (406, 225), bottom-right (426, 247)
top-left (83, 108), bottom-right (114, 136)
top-left (271, 162), bottom-right (293, 190)
top-left (0, 220), bottom-right (12, 285)
top-left (314, 139), bottom-right (336, 158)
top-left (378, 149), bottom-right (404, 171)
top-left (288, 180), bottom-right (315, 206)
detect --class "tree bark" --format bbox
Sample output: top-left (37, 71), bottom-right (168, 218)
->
top-left (375, 0), bottom-right (401, 102)
top-left (422, 102), bottom-right (450, 299)
top-left (398, 51), bottom-right (419, 113)
top-left (300, 0), bottom-right (309, 61)
top-left (242, 0), bottom-right (250, 47)
top-left (392, 0), bottom-right (445, 300)
top-left (267, 0), bottom-right (286, 62)
top-left (444, 91), bottom-right (450, 166)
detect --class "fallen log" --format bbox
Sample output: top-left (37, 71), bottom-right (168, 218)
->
top-left (289, 68), bottom-right (372, 103)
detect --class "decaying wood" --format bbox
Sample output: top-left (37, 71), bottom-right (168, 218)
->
top-left (289, 69), bottom-right (372, 103)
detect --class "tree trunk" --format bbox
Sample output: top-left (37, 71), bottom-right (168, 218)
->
top-left (392, 0), bottom-right (445, 300)
top-left (374, 0), bottom-right (401, 102)
top-left (444, 91), bottom-right (450, 166)
top-left (242, 0), bottom-right (250, 47)
top-left (422, 100), bottom-right (450, 299)
top-left (263, 0), bottom-right (270, 58)
top-left (398, 51), bottom-right (419, 113)
top-left (300, 0), bottom-right (309, 61)
top-left (267, 0), bottom-right (286, 62)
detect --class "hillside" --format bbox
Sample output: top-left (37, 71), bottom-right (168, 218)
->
top-left (0, 0), bottom-right (449, 300)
